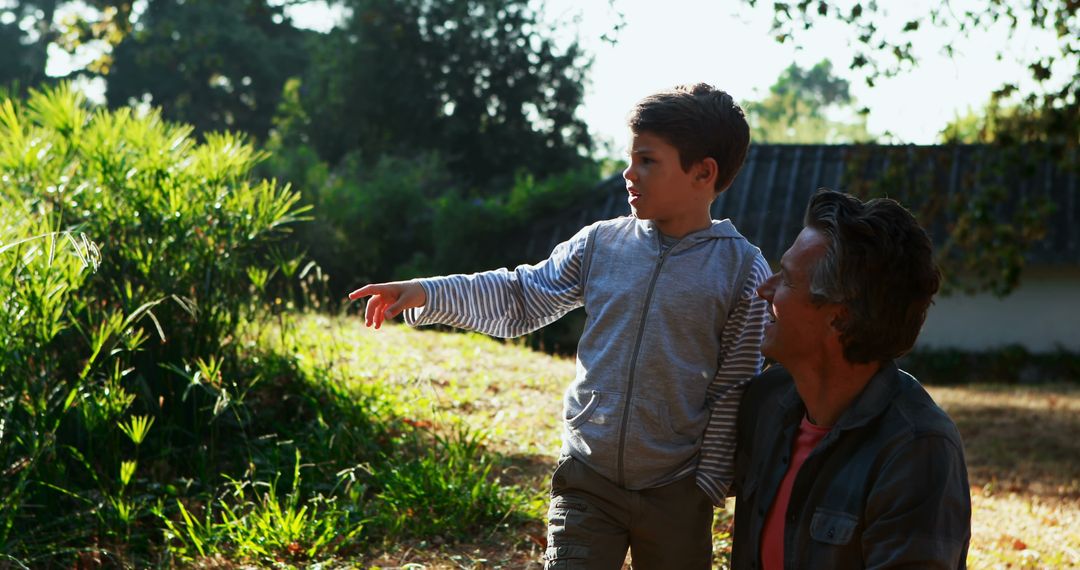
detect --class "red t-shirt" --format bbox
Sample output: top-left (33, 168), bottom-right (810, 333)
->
top-left (761, 415), bottom-right (832, 569)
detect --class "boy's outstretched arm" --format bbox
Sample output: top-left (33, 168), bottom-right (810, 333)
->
top-left (348, 223), bottom-right (592, 338)
top-left (348, 281), bottom-right (427, 329)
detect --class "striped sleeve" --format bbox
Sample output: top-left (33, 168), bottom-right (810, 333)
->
top-left (696, 253), bottom-right (771, 505)
top-left (402, 225), bottom-right (590, 338)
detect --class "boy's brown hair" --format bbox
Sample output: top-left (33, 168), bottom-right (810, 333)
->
top-left (627, 83), bottom-right (751, 193)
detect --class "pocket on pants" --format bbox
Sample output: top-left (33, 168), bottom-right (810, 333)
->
top-left (545, 497), bottom-right (589, 568)
top-left (549, 455), bottom-right (575, 495)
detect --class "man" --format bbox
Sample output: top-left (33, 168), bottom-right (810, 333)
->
top-left (731, 189), bottom-right (971, 568)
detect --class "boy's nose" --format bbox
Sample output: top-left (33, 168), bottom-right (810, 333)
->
top-left (623, 164), bottom-right (636, 182)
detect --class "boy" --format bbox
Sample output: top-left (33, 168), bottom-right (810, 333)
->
top-left (349, 83), bottom-right (770, 568)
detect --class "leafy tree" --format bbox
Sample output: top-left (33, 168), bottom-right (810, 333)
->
top-left (747, 59), bottom-right (874, 143)
top-left (0, 0), bottom-right (56, 89)
top-left (292, 0), bottom-right (593, 190)
top-left (103, 0), bottom-right (311, 139)
top-left (940, 96), bottom-right (1061, 146)
top-left (744, 0), bottom-right (1078, 153)
top-left (742, 0), bottom-right (1074, 296)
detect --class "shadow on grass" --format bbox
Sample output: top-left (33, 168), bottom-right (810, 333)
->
top-left (498, 452), bottom-right (555, 490)
top-left (930, 384), bottom-right (1080, 500)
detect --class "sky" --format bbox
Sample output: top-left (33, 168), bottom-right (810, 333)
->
top-left (287, 0), bottom-right (1068, 153)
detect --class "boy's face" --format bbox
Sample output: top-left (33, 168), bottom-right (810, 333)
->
top-left (623, 130), bottom-right (713, 238)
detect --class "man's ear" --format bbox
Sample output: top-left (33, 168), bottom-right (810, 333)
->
top-left (829, 305), bottom-right (848, 335)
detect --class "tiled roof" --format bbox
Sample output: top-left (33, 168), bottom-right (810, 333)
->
top-left (528, 144), bottom-right (1079, 265)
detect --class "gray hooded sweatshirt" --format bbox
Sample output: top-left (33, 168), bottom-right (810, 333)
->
top-left (406, 216), bottom-right (768, 499)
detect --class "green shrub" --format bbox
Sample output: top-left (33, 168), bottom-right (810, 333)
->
top-left (0, 83), bottom-right (310, 563)
top-left (899, 346), bottom-right (1080, 384)
top-left (0, 83), bottom-right (543, 565)
top-left (263, 125), bottom-right (602, 291)
top-left (427, 165), bottom-right (603, 276)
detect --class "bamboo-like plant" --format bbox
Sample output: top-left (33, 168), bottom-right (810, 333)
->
top-left (0, 83), bottom-right (311, 562)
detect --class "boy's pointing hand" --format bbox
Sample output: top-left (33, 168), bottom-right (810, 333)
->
top-left (348, 281), bottom-right (427, 329)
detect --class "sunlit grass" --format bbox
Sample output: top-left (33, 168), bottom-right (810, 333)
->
top-left (929, 385), bottom-right (1080, 568)
top-left (277, 313), bottom-right (1080, 568)
top-left (273, 312), bottom-right (569, 505)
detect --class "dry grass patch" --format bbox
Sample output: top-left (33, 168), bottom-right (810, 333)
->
top-left (928, 384), bottom-right (1080, 568)
top-left (285, 314), bottom-right (1080, 568)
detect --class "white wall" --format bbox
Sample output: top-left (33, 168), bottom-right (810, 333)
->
top-left (917, 267), bottom-right (1080, 353)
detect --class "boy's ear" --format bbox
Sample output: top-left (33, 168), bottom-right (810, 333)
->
top-left (695, 157), bottom-right (718, 188)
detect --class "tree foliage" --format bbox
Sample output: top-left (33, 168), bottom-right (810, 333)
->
top-left (747, 59), bottom-right (874, 143)
top-left (291, 0), bottom-right (592, 189)
top-left (0, 0), bottom-right (600, 296)
top-left (0, 0), bottom-right (57, 90)
top-left (745, 0), bottom-right (1078, 153)
top-left (939, 99), bottom-right (1047, 143)
top-left (745, 0), bottom-right (1075, 296)
top-left (104, 0), bottom-right (311, 139)
top-left (1, 0), bottom-right (594, 188)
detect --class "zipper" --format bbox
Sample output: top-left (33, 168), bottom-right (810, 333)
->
top-left (616, 231), bottom-right (675, 486)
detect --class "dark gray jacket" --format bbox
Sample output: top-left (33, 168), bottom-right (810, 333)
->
top-left (731, 362), bottom-right (971, 569)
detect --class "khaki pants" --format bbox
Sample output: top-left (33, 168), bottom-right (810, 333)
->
top-left (544, 456), bottom-right (713, 569)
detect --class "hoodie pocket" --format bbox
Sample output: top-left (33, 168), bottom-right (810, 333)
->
top-left (625, 396), bottom-right (698, 460)
top-left (566, 391), bottom-right (601, 429)
top-left (564, 390), bottom-right (624, 442)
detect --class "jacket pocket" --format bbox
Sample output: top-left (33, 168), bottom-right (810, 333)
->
top-left (810, 508), bottom-right (859, 545)
top-left (624, 396), bottom-right (698, 464)
top-left (566, 391), bottom-right (601, 429)
top-left (628, 396), bottom-right (680, 440)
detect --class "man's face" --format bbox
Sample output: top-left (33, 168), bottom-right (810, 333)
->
top-left (622, 130), bottom-right (709, 237)
top-left (756, 227), bottom-right (840, 366)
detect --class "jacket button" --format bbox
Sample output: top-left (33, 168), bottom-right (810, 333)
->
top-left (781, 456), bottom-right (788, 465)
top-left (788, 514), bottom-right (796, 523)
top-left (758, 508), bottom-right (764, 516)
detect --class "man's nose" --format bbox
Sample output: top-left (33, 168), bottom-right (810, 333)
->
top-left (756, 279), bottom-right (774, 301)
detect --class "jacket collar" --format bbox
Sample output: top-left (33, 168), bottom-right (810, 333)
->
top-left (636, 217), bottom-right (746, 244)
top-left (776, 360), bottom-right (903, 431)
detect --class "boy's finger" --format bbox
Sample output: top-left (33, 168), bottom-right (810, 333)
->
top-left (365, 295), bottom-right (383, 328)
top-left (349, 284), bottom-right (380, 301)
top-left (373, 300), bottom-right (387, 329)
